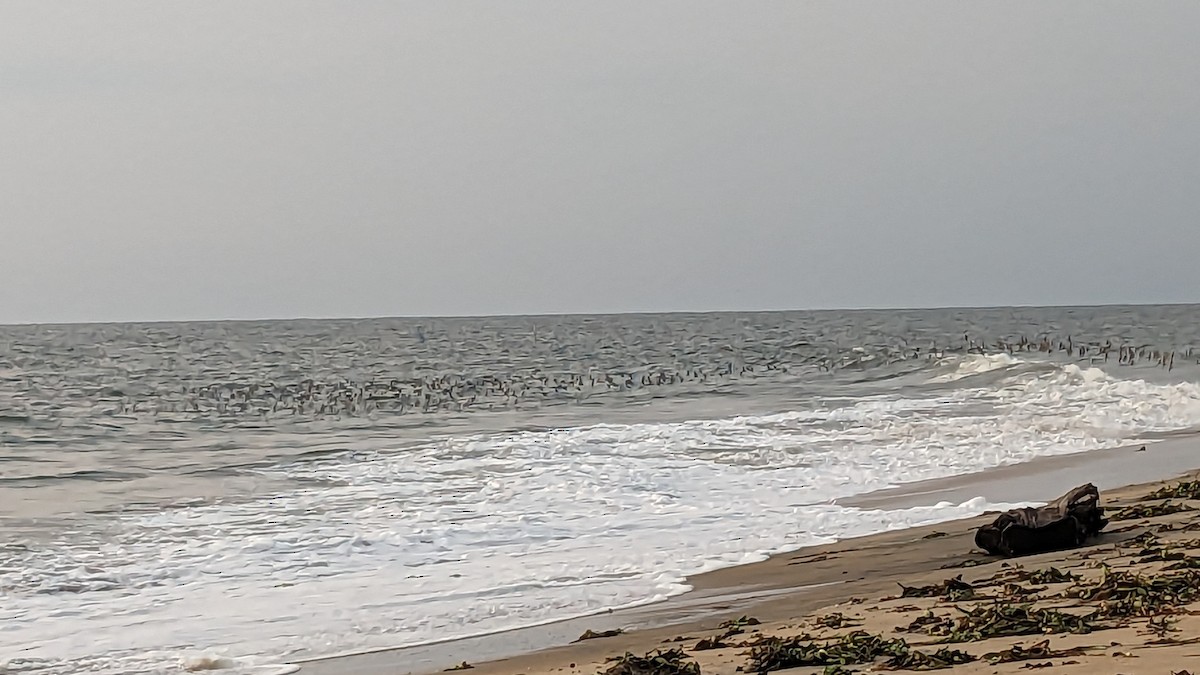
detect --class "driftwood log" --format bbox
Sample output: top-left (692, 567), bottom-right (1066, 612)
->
top-left (975, 484), bottom-right (1108, 557)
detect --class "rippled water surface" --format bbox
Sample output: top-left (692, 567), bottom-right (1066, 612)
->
top-left (3, 306), bottom-right (1200, 673)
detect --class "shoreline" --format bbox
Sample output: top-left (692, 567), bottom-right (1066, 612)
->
top-left (296, 435), bottom-right (1200, 675)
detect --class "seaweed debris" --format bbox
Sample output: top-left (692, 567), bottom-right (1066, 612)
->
top-left (691, 636), bottom-right (729, 651)
top-left (1141, 480), bottom-right (1200, 501)
top-left (881, 647), bottom-right (975, 670)
top-left (1110, 501), bottom-right (1195, 521)
top-left (998, 582), bottom-right (1044, 598)
top-left (602, 649), bottom-right (699, 675)
top-left (1141, 615), bottom-right (1179, 638)
top-left (746, 631), bottom-right (909, 673)
top-left (577, 629), bottom-right (625, 642)
top-left (982, 639), bottom-right (1086, 664)
top-left (1025, 567), bottom-right (1079, 585)
top-left (718, 616), bottom-right (760, 633)
top-left (812, 612), bottom-right (862, 629)
top-left (694, 616), bottom-right (764, 650)
top-left (898, 576), bottom-right (975, 601)
top-left (898, 611), bottom-right (949, 634)
top-left (1066, 566), bottom-right (1200, 618)
top-left (747, 631), bottom-right (976, 673)
top-left (919, 604), bottom-right (1096, 642)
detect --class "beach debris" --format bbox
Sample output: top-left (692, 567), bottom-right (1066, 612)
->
top-left (982, 639), bottom-right (1086, 664)
top-left (918, 604), bottom-right (1096, 642)
top-left (1133, 541), bottom-right (1200, 566)
top-left (812, 612), bottom-right (862, 629)
top-left (997, 582), bottom-right (1043, 598)
top-left (1025, 566), bottom-right (1080, 584)
top-left (576, 628), bottom-right (624, 642)
top-left (714, 616), bottom-right (760, 640)
top-left (1141, 615), bottom-right (1179, 638)
top-left (692, 617), bottom-right (765, 651)
top-left (1111, 501), bottom-right (1195, 521)
top-left (921, 531), bottom-right (948, 539)
top-left (1066, 566), bottom-right (1200, 618)
top-left (691, 637), bottom-right (730, 651)
top-left (898, 575), bottom-right (974, 601)
top-left (602, 649), bottom-right (699, 675)
top-left (444, 662), bottom-right (474, 671)
top-left (718, 616), bottom-right (761, 631)
top-left (745, 631), bottom-right (909, 673)
top-left (747, 631), bottom-right (974, 673)
top-left (1123, 530), bottom-right (1162, 546)
top-left (979, 565), bottom-right (1076, 596)
top-left (898, 611), bottom-right (946, 634)
top-left (1141, 480), bottom-right (1200, 501)
top-left (881, 647), bottom-right (975, 670)
top-left (975, 484), bottom-right (1107, 557)
top-left (821, 667), bottom-right (855, 675)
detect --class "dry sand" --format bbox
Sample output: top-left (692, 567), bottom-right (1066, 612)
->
top-left (297, 440), bottom-right (1200, 675)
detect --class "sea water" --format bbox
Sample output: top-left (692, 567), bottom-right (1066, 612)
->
top-left (3, 306), bottom-right (1200, 673)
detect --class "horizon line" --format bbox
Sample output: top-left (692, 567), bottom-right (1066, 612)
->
top-left (3, 300), bottom-right (1198, 328)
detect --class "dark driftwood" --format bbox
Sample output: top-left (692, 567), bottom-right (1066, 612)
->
top-left (974, 484), bottom-right (1108, 557)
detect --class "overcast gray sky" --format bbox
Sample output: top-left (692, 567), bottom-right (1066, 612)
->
top-left (2, 2), bottom-right (1197, 323)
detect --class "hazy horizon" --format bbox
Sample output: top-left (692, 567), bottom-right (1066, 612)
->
top-left (4, 2), bottom-right (1198, 324)
top-left (4, 299), bottom-right (1200, 328)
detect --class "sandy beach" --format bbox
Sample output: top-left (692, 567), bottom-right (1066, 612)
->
top-left (298, 437), bottom-right (1200, 675)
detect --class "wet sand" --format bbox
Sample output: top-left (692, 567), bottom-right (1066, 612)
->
top-left (297, 436), bottom-right (1200, 675)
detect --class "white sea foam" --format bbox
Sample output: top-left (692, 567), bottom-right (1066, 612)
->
top-left (927, 352), bottom-right (1025, 382)
top-left (5, 359), bottom-right (1200, 674)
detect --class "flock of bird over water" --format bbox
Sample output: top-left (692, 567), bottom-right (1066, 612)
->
top-left (117, 333), bottom-right (1196, 421)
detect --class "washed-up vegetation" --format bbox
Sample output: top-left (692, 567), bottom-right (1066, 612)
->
top-left (813, 612), bottom-right (862, 629)
top-left (692, 616), bottom-right (765, 651)
top-left (1023, 567), bottom-right (1080, 585)
top-left (747, 630), bottom-right (979, 673)
top-left (1066, 566), bottom-right (1200, 618)
top-left (601, 649), bottom-right (699, 675)
top-left (690, 636), bottom-right (729, 651)
top-left (898, 576), bottom-right (975, 601)
top-left (1141, 614), bottom-right (1179, 638)
top-left (577, 629), bottom-right (625, 642)
top-left (880, 647), bottom-right (975, 670)
top-left (982, 639), bottom-right (1086, 664)
top-left (1141, 480), bottom-right (1200, 501)
top-left (997, 582), bottom-right (1043, 598)
top-left (746, 631), bottom-right (910, 673)
top-left (1110, 501), bottom-right (1195, 521)
top-left (915, 604), bottom-right (1096, 642)
top-left (717, 616), bottom-right (760, 634)
top-left (899, 611), bottom-right (948, 634)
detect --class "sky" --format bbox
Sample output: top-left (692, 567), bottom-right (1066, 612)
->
top-left (2, 2), bottom-right (1198, 324)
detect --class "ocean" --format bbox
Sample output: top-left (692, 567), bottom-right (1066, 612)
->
top-left (3, 305), bottom-right (1200, 674)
